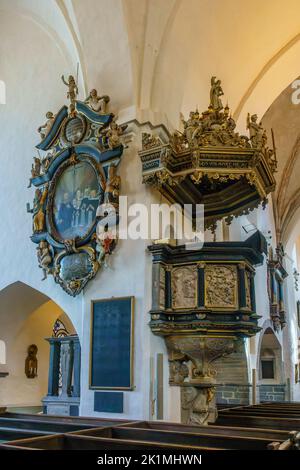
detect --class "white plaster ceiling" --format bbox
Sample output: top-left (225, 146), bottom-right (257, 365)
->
top-left (3, 0), bottom-right (300, 243)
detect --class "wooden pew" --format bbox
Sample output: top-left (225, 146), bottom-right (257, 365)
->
top-left (216, 412), bottom-right (300, 431)
top-left (219, 408), bottom-right (300, 418)
top-left (0, 427), bottom-right (51, 443)
top-left (0, 412), bottom-right (133, 427)
top-left (0, 417), bottom-right (92, 433)
top-left (0, 406), bottom-right (298, 450)
top-left (69, 425), bottom-right (284, 450)
top-left (119, 420), bottom-right (291, 441)
top-left (0, 433), bottom-right (223, 451)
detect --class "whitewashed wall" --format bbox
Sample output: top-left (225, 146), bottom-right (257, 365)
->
top-left (1, 3), bottom-right (300, 420)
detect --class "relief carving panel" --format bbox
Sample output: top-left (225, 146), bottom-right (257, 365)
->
top-left (171, 265), bottom-right (197, 309)
top-left (205, 264), bottom-right (238, 309)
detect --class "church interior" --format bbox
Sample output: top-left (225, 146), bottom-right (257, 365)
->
top-left (1, 0), bottom-right (300, 455)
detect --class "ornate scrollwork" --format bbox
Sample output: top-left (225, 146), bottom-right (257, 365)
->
top-left (139, 76), bottom-right (277, 229)
top-left (29, 76), bottom-right (126, 296)
top-left (142, 132), bottom-right (161, 150)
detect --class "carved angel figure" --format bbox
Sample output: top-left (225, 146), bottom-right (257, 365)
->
top-left (61, 74), bottom-right (78, 107)
top-left (106, 120), bottom-right (127, 149)
top-left (38, 111), bottom-right (54, 139)
top-left (37, 240), bottom-right (52, 280)
top-left (84, 89), bottom-right (110, 113)
top-left (95, 228), bottom-right (116, 268)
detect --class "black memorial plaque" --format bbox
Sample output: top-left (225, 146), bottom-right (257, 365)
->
top-left (90, 297), bottom-right (134, 389)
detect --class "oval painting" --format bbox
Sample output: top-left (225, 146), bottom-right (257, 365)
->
top-left (53, 160), bottom-right (102, 240)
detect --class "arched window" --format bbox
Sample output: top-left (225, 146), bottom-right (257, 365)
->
top-left (52, 318), bottom-right (69, 338)
top-left (0, 80), bottom-right (6, 105)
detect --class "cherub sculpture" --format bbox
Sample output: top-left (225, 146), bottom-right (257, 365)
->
top-left (61, 74), bottom-right (78, 108)
top-left (106, 120), bottom-right (127, 149)
top-left (38, 111), bottom-right (54, 139)
top-left (37, 240), bottom-right (52, 280)
top-left (84, 89), bottom-right (110, 113)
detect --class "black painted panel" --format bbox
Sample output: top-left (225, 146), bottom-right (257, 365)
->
top-left (90, 297), bottom-right (133, 389)
top-left (94, 392), bottom-right (123, 413)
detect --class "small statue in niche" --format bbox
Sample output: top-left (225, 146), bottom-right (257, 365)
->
top-left (61, 74), bottom-right (78, 109)
top-left (84, 89), bottom-right (110, 113)
top-left (38, 111), bottom-right (55, 139)
top-left (247, 113), bottom-right (264, 147)
top-left (25, 344), bottom-right (38, 379)
top-left (32, 184), bottom-right (48, 232)
top-left (37, 240), bottom-right (52, 280)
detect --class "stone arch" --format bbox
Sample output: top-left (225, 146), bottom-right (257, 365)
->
top-left (0, 281), bottom-right (78, 410)
top-left (257, 323), bottom-right (285, 402)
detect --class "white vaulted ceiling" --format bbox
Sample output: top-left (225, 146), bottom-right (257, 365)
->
top-left (2, 0), bottom-right (300, 244)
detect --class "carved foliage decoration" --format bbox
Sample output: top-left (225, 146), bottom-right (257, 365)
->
top-left (171, 265), bottom-right (197, 309)
top-left (159, 266), bottom-right (166, 309)
top-left (205, 264), bottom-right (238, 309)
top-left (28, 77), bottom-right (126, 296)
top-left (139, 77), bottom-right (277, 232)
top-left (245, 270), bottom-right (252, 310)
